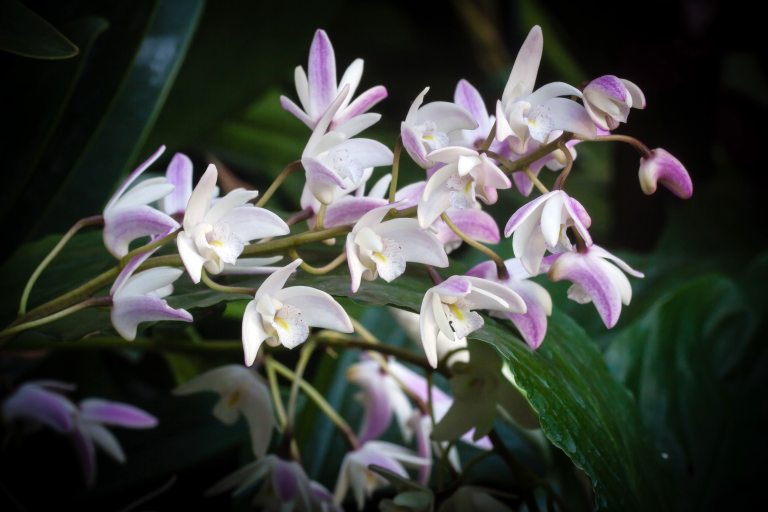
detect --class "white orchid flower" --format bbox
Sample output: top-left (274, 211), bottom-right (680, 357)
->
top-left (103, 146), bottom-right (179, 258)
top-left (346, 204), bottom-right (449, 293)
top-left (280, 29), bottom-right (387, 132)
top-left (174, 365), bottom-right (274, 457)
top-left (419, 275), bottom-right (526, 368)
top-left (241, 259), bottom-right (353, 365)
top-left (301, 86), bottom-right (393, 205)
top-left (401, 87), bottom-right (478, 168)
top-left (176, 164), bottom-right (289, 283)
top-left (417, 146), bottom-right (511, 228)
top-left (495, 26), bottom-right (595, 154)
top-left (503, 190), bottom-right (593, 275)
top-left (583, 75), bottom-right (646, 131)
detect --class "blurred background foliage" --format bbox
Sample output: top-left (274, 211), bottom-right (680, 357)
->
top-left (1, 0), bottom-right (767, 510)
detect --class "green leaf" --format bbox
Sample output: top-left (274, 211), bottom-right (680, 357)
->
top-left (0, 0), bottom-right (78, 59)
top-left (605, 273), bottom-right (766, 511)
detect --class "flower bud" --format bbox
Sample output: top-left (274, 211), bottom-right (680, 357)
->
top-left (638, 148), bottom-right (693, 199)
top-left (583, 75), bottom-right (646, 130)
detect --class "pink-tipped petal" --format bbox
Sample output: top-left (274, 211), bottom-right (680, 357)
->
top-left (103, 206), bottom-right (179, 259)
top-left (111, 295), bottom-right (192, 341)
top-left (163, 153), bottom-right (194, 216)
top-left (2, 384), bottom-right (76, 433)
top-left (638, 148), bottom-right (693, 199)
top-left (79, 399), bottom-right (157, 428)
top-left (445, 209), bottom-right (500, 244)
top-left (280, 95), bottom-right (314, 128)
top-left (334, 85), bottom-right (388, 126)
top-left (307, 29), bottom-right (337, 117)
top-left (503, 25), bottom-right (543, 102)
top-left (325, 197), bottom-right (388, 227)
top-left (401, 123), bottom-right (430, 168)
top-left (454, 79), bottom-right (489, 127)
top-left (106, 146), bottom-right (166, 211)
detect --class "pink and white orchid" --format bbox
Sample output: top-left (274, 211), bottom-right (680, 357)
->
top-left (162, 152), bottom-right (195, 217)
top-left (110, 252), bottom-right (192, 341)
top-left (504, 190), bottom-right (593, 275)
top-left (418, 146), bottom-right (511, 228)
top-left (419, 275), bottom-right (526, 368)
top-left (2, 381), bottom-right (157, 486)
top-left (548, 245), bottom-right (644, 328)
top-left (467, 258), bottom-right (553, 349)
top-left (345, 204), bottom-right (449, 293)
top-left (334, 440), bottom-right (429, 510)
top-left (401, 87), bottom-right (478, 169)
top-left (242, 259), bottom-right (353, 365)
top-left (302, 86), bottom-right (393, 205)
top-left (495, 26), bottom-right (595, 154)
top-left (174, 365), bottom-right (275, 457)
top-left (280, 29), bottom-right (387, 132)
top-left (638, 148), bottom-right (693, 199)
top-left (583, 75), bottom-right (646, 131)
top-left (103, 146), bottom-right (179, 258)
top-left (176, 164), bottom-right (289, 283)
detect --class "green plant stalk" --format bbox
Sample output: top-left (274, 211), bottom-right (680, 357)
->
top-left (388, 135), bottom-right (403, 203)
top-left (255, 160), bottom-right (303, 208)
top-left (264, 354), bottom-right (288, 429)
top-left (441, 212), bottom-right (509, 280)
top-left (288, 248), bottom-right (347, 275)
top-left (286, 341), bottom-right (316, 433)
top-left (119, 229), bottom-right (179, 268)
top-left (1, 336), bottom-right (242, 353)
top-left (1, 297), bottom-right (111, 343)
top-left (200, 270), bottom-right (256, 296)
top-left (19, 215), bottom-right (104, 315)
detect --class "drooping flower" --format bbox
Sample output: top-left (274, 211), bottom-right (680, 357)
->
top-left (548, 245), bottom-right (644, 328)
top-left (638, 148), bottom-right (693, 199)
top-left (503, 190), bottom-right (593, 275)
top-left (176, 164), bottom-right (289, 283)
top-left (495, 26), bottom-right (595, 154)
top-left (401, 87), bottom-right (477, 168)
top-left (302, 86), bottom-right (393, 204)
top-left (2, 381), bottom-right (157, 486)
top-left (280, 29), bottom-right (387, 131)
top-left (103, 146), bottom-right (179, 258)
top-left (583, 75), bottom-right (646, 131)
top-left (206, 455), bottom-right (339, 511)
top-left (174, 365), bottom-right (275, 457)
top-left (242, 259), bottom-right (353, 365)
top-left (334, 440), bottom-right (430, 510)
top-left (110, 251), bottom-right (192, 341)
top-left (466, 258), bottom-right (553, 349)
top-left (419, 275), bottom-right (526, 368)
top-left (346, 204), bottom-right (449, 293)
top-left (418, 146), bottom-right (511, 228)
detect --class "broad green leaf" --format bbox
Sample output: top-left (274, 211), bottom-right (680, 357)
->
top-left (605, 272), bottom-right (766, 511)
top-left (0, 0), bottom-right (78, 59)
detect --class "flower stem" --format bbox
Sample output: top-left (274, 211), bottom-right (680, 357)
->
top-left (264, 354), bottom-right (288, 429)
top-left (200, 270), bottom-right (255, 296)
top-left (119, 229), bottom-right (179, 268)
top-left (269, 358), bottom-right (360, 450)
top-left (314, 331), bottom-right (432, 370)
top-left (489, 132), bottom-right (572, 173)
top-left (286, 341), bottom-right (316, 433)
top-left (388, 135), bottom-right (403, 203)
top-left (581, 133), bottom-right (651, 157)
top-left (524, 167), bottom-right (550, 194)
top-left (288, 248), bottom-right (347, 275)
top-left (1, 297), bottom-right (111, 344)
top-left (1, 336), bottom-right (242, 353)
top-left (479, 120), bottom-right (498, 151)
top-left (553, 141), bottom-right (574, 190)
top-left (255, 160), bottom-right (303, 208)
top-left (314, 203), bottom-right (327, 230)
top-left (19, 215), bottom-right (104, 315)
top-left (440, 213), bottom-right (509, 280)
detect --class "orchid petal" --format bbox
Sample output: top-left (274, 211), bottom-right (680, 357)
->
top-left (83, 422), bottom-right (125, 463)
top-left (163, 153), bottom-right (194, 216)
top-left (277, 286), bottom-right (353, 333)
top-left (503, 25), bottom-right (543, 102)
top-left (106, 146), bottom-right (166, 211)
top-left (335, 85), bottom-right (388, 126)
top-left (414, 101), bottom-right (477, 132)
top-left (72, 425), bottom-right (97, 487)
top-left (307, 29), bottom-right (337, 117)
top-left (177, 232), bottom-right (207, 284)
top-left (444, 209), bottom-right (500, 244)
top-left (218, 206), bottom-right (289, 242)
top-left (2, 384), bottom-right (76, 433)
top-left (103, 206), bottom-right (179, 258)
top-left (621, 78), bottom-right (646, 109)
top-left (79, 399), bottom-right (157, 428)
top-left (539, 97), bottom-right (596, 139)
top-left (111, 295), bottom-right (192, 341)
top-left (375, 219), bottom-right (449, 267)
top-left (638, 148), bottom-right (693, 199)
top-left (184, 164), bottom-right (218, 231)
top-left (280, 95), bottom-right (314, 128)
top-left (242, 300), bottom-right (271, 366)
top-left (238, 380), bottom-right (275, 456)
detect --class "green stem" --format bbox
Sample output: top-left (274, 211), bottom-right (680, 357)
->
top-left (286, 341), bottom-right (316, 432)
top-left (388, 135), bottom-right (403, 203)
top-left (581, 133), bottom-right (651, 157)
top-left (264, 354), bottom-right (288, 429)
top-left (441, 213), bottom-right (509, 280)
top-left (1, 297), bottom-right (111, 344)
top-left (553, 141), bottom-right (574, 190)
top-left (120, 229), bottom-right (179, 268)
top-left (524, 167), bottom-right (550, 194)
top-left (288, 248), bottom-right (347, 275)
top-left (314, 331), bottom-right (431, 369)
top-left (488, 132), bottom-right (572, 173)
top-left (255, 161), bottom-right (303, 208)
top-left (269, 358), bottom-right (360, 449)
top-left (479, 120), bottom-right (497, 151)
top-left (2, 336), bottom-right (242, 353)
top-left (314, 203), bottom-right (327, 230)
top-left (200, 270), bottom-right (255, 296)
top-left (19, 215), bottom-right (104, 315)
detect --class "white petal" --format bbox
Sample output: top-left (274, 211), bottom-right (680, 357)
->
top-left (204, 189), bottom-right (259, 225)
top-left (177, 233), bottom-right (207, 284)
top-left (84, 422), bottom-right (125, 463)
top-left (242, 300), bottom-right (270, 366)
top-left (419, 291), bottom-right (440, 368)
top-left (276, 286), bottom-right (353, 333)
top-left (184, 165), bottom-right (217, 231)
top-left (116, 267), bottom-right (183, 299)
top-left (539, 192), bottom-right (565, 247)
top-left (375, 219), bottom-right (449, 267)
top-left (503, 25), bottom-right (542, 102)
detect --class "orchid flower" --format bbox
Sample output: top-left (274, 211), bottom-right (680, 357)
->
top-left (300, 172), bottom-right (391, 230)
top-left (638, 148), bottom-right (693, 199)
top-left (110, 252), bottom-right (192, 341)
top-left (162, 152), bottom-right (195, 217)
top-left (548, 245), bottom-right (644, 328)
top-left (419, 275), bottom-right (526, 368)
top-left (346, 204), bottom-right (449, 293)
top-left (176, 164), bottom-right (289, 283)
top-left (301, 86), bottom-right (393, 205)
top-left (432, 342), bottom-right (537, 444)
top-left (583, 75), bottom-right (646, 131)
top-left (495, 26), bottom-right (595, 154)
top-left (207, 455), bottom-right (339, 511)
top-left (103, 146), bottom-right (179, 258)
top-left (503, 190), bottom-right (593, 275)
top-left (334, 440), bottom-right (430, 510)
top-left (242, 259), bottom-right (353, 365)
top-left (174, 365), bottom-right (275, 457)
top-left (2, 381), bottom-right (157, 486)
top-left (418, 146), bottom-right (511, 228)
top-left (466, 258), bottom-right (553, 349)
top-left (280, 29), bottom-right (387, 131)
top-left (453, 79), bottom-right (505, 153)
top-left (390, 307), bottom-right (470, 367)
top-left (401, 87), bottom-right (478, 168)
